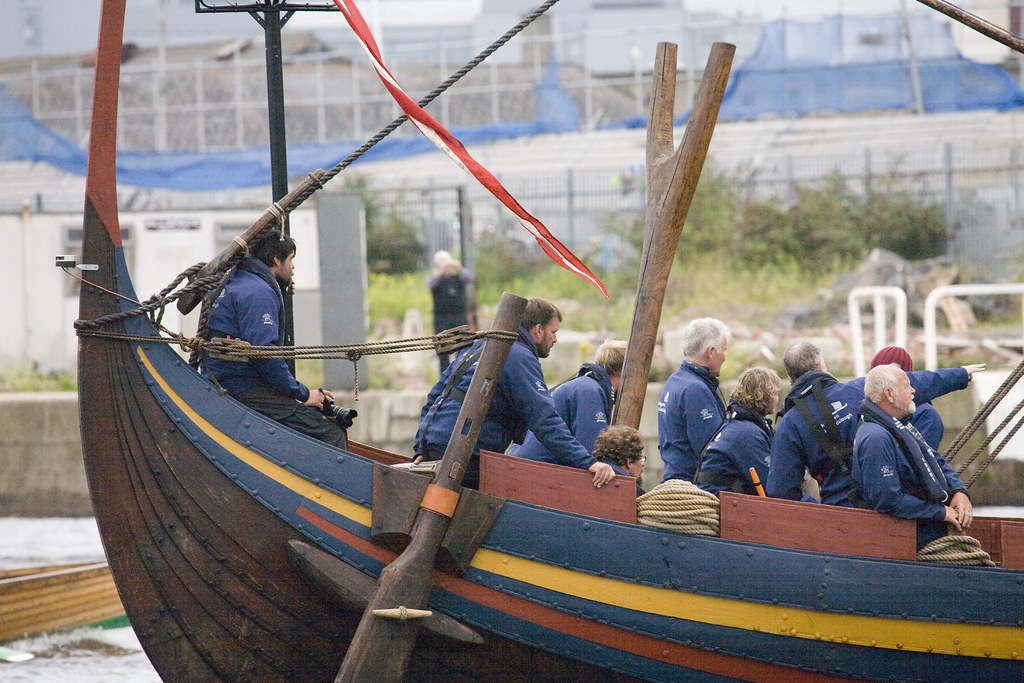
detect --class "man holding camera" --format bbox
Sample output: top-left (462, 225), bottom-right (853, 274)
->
top-left (200, 230), bottom-right (350, 449)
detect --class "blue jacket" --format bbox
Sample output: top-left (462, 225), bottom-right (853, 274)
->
top-left (695, 403), bottom-right (772, 497)
top-left (768, 368), bottom-right (969, 506)
top-left (910, 402), bottom-right (944, 450)
top-left (201, 256), bottom-right (309, 402)
top-left (415, 326), bottom-right (595, 470)
top-left (509, 363), bottom-right (613, 461)
top-left (847, 369), bottom-right (965, 451)
top-left (657, 361), bottom-right (726, 482)
top-left (852, 409), bottom-right (967, 549)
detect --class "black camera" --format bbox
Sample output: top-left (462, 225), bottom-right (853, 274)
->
top-left (321, 396), bottom-right (357, 429)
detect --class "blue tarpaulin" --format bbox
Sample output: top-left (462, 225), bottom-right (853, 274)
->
top-left (4, 14), bottom-right (1023, 189)
top-left (0, 54), bottom-right (580, 191)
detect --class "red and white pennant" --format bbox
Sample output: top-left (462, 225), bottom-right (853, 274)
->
top-left (331, 0), bottom-right (608, 298)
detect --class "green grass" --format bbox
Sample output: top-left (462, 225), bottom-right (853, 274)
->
top-left (0, 362), bottom-right (77, 392)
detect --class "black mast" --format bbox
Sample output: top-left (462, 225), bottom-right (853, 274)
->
top-left (196, 0), bottom-right (338, 371)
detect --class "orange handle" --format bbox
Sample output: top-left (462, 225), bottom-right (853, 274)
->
top-left (749, 467), bottom-right (767, 498)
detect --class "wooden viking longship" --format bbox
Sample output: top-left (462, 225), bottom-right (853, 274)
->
top-left (77, 0), bottom-right (1023, 680)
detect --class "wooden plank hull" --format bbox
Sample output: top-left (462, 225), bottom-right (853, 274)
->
top-left (78, 2), bottom-right (1024, 681)
top-left (77, 237), bottom-right (1024, 681)
top-left (0, 563), bottom-right (125, 642)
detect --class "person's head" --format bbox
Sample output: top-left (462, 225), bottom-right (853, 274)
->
top-left (783, 341), bottom-right (826, 382)
top-left (250, 230), bottom-right (297, 285)
top-left (433, 250), bottom-right (458, 274)
top-left (523, 297), bottom-right (562, 358)
top-left (594, 339), bottom-right (628, 392)
top-left (865, 364), bottom-right (916, 419)
top-left (730, 366), bottom-right (782, 417)
top-left (681, 318), bottom-right (731, 377)
top-left (870, 345), bottom-right (913, 373)
top-left (592, 425), bottom-right (646, 478)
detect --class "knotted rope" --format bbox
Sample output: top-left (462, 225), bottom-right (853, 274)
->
top-left (73, 262), bottom-right (225, 333)
top-left (916, 528), bottom-right (995, 567)
top-left (636, 480), bottom-right (721, 536)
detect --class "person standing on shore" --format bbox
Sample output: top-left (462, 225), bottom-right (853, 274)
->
top-left (428, 250), bottom-right (477, 373)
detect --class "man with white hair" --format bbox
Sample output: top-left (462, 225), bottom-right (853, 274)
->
top-left (767, 341), bottom-right (982, 506)
top-left (657, 318), bottom-right (731, 482)
top-left (852, 364), bottom-right (972, 550)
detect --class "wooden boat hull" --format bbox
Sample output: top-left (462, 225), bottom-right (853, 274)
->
top-left (78, 240), bottom-right (1024, 682)
top-left (0, 563), bottom-right (125, 642)
top-left (78, 2), bottom-right (1023, 681)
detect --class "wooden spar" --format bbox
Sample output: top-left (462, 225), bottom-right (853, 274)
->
top-left (174, 169), bottom-right (325, 315)
top-left (334, 292), bottom-right (526, 683)
top-left (613, 42), bottom-right (735, 429)
top-left (915, 0), bottom-right (1024, 55)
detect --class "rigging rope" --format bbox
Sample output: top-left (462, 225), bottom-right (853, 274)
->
top-left (636, 480), bottom-right (721, 536)
top-left (957, 399), bottom-right (1024, 487)
top-left (944, 357), bottom-right (1024, 463)
top-left (275, 0), bottom-right (563, 218)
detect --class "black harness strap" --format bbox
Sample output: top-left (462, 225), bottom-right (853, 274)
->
top-left (793, 381), bottom-right (862, 505)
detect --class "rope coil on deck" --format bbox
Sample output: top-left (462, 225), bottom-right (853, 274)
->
top-left (636, 480), bottom-right (720, 536)
top-left (916, 529), bottom-right (995, 566)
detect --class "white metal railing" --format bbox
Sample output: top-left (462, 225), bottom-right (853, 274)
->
top-left (924, 283), bottom-right (1024, 370)
top-left (848, 286), bottom-right (908, 377)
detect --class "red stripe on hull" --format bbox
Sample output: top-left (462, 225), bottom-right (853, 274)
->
top-left (297, 506), bottom-right (853, 682)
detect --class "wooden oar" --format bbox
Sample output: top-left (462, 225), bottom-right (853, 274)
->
top-left (613, 42), bottom-right (735, 429)
top-left (334, 292), bottom-right (526, 682)
top-left (0, 646), bottom-right (34, 663)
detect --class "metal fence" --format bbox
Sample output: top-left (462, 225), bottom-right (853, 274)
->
top-left (365, 141), bottom-right (1024, 278)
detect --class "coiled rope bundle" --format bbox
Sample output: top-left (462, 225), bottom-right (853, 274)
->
top-left (916, 528), bottom-right (995, 567)
top-left (636, 480), bottom-right (720, 536)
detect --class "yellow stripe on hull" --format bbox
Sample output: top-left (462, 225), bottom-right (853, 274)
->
top-left (139, 347), bottom-right (1024, 662)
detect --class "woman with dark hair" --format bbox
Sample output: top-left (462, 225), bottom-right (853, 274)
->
top-left (695, 366), bottom-right (781, 497)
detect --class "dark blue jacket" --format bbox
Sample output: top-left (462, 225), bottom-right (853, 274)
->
top-left (910, 402), bottom-right (944, 450)
top-left (768, 368), bottom-right (969, 506)
top-left (416, 326), bottom-right (595, 470)
top-left (657, 361), bottom-right (726, 482)
top-left (510, 363), bottom-right (613, 461)
top-left (852, 410), bottom-right (967, 549)
top-left (695, 403), bottom-right (772, 497)
top-left (200, 256), bottom-right (308, 401)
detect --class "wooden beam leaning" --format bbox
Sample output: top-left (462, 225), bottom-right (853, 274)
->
top-left (613, 42), bottom-right (735, 429)
top-left (334, 292), bottom-right (526, 683)
top-left (175, 168), bottom-right (326, 314)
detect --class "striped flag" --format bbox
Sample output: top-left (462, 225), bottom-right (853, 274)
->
top-left (331, 0), bottom-right (608, 298)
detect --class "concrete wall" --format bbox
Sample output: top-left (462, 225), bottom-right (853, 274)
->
top-left (2, 385), bottom-right (1020, 517)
